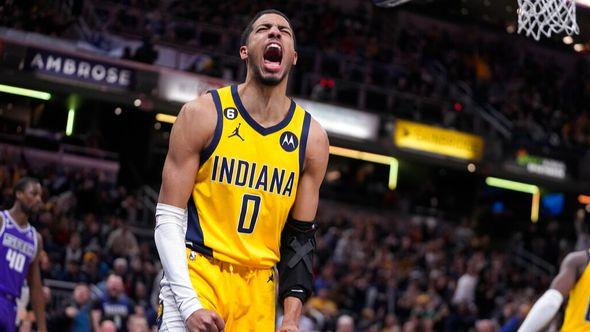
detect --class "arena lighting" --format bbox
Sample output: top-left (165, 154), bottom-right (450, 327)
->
top-left (486, 177), bottom-right (538, 194)
top-left (0, 84), bottom-right (51, 100)
top-left (485, 177), bottom-right (540, 222)
top-left (65, 108), bottom-right (75, 136)
top-left (577, 0), bottom-right (590, 8)
top-left (329, 146), bottom-right (398, 190)
top-left (578, 194), bottom-right (590, 205)
top-left (155, 113), bottom-right (177, 124)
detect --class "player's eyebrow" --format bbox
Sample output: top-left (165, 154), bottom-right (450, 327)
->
top-left (256, 22), bottom-right (292, 33)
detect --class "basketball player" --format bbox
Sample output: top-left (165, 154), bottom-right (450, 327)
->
top-left (0, 177), bottom-right (47, 332)
top-left (154, 9), bottom-right (329, 332)
top-left (518, 249), bottom-right (590, 331)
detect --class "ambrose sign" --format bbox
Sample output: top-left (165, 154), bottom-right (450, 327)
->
top-left (25, 48), bottom-right (134, 89)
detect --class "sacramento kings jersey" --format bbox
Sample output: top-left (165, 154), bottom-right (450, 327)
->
top-left (185, 85), bottom-right (311, 268)
top-left (0, 211), bottom-right (37, 298)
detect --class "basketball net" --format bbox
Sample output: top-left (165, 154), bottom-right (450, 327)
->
top-left (373, 0), bottom-right (413, 7)
top-left (517, 0), bottom-right (579, 40)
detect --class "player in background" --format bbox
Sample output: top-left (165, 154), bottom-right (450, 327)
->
top-left (518, 248), bottom-right (590, 331)
top-left (0, 177), bottom-right (47, 332)
top-left (155, 8), bottom-right (329, 332)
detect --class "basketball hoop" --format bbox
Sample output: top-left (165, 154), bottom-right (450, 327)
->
top-left (517, 0), bottom-right (579, 40)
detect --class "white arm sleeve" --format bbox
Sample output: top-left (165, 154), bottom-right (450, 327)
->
top-left (518, 289), bottom-right (564, 332)
top-left (154, 203), bottom-right (203, 322)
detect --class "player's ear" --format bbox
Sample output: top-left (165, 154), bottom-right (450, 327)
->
top-left (240, 46), bottom-right (248, 60)
top-left (293, 51), bottom-right (298, 66)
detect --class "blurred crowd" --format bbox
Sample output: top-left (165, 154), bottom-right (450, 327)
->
top-left (0, 149), bottom-right (581, 332)
top-left (301, 201), bottom-right (571, 332)
top-left (1, 0), bottom-right (589, 150)
top-left (80, 0), bottom-right (590, 150)
top-left (0, 0), bottom-right (80, 37)
top-left (0, 151), bottom-right (158, 332)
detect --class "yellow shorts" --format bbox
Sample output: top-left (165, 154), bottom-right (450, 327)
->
top-left (186, 249), bottom-right (276, 332)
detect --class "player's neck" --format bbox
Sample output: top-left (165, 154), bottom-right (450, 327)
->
top-left (238, 79), bottom-right (290, 125)
top-left (8, 205), bottom-right (29, 228)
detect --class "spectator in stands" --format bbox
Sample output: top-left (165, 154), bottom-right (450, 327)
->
top-left (80, 251), bottom-right (102, 284)
top-left (126, 314), bottom-right (149, 332)
top-left (133, 36), bottom-right (159, 64)
top-left (60, 259), bottom-right (82, 282)
top-left (91, 274), bottom-right (134, 332)
top-left (65, 233), bottom-right (83, 266)
top-left (113, 258), bottom-right (129, 277)
top-left (475, 319), bottom-right (497, 332)
top-left (69, 283), bottom-right (92, 332)
top-left (44, 283), bottom-right (92, 332)
top-left (499, 303), bottom-right (529, 332)
top-left (105, 219), bottom-right (139, 258)
top-left (452, 262), bottom-right (479, 305)
top-left (307, 288), bottom-right (338, 323)
top-left (336, 314), bottom-right (354, 332)
top-left (444, 302), bottom-right (477, 331)
top-left (100, 320), bottom-right (117, 332)
top-left (382, 314), bottom-right (402, 332)
top-left (122, 47), bottom-right (134, 61)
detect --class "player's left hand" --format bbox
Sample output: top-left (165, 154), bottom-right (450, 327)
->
top-left (277, 322), bottom-right (299, 332)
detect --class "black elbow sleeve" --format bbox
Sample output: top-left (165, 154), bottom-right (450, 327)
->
top-left (277, 218), bottom-right (317, 305)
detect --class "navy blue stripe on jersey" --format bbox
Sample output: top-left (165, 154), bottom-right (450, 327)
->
top-left (200, 90), bottom-right (224, 163)
top-left (231, 85), bottom-right (296, 136)
top-left (299, 112), bottom-right (312, 173)
top-left (185, 197), bottom-right (213, 257)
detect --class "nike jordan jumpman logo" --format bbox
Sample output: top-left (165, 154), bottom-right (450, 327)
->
top-left (228, 123), bottom-right (245, 141)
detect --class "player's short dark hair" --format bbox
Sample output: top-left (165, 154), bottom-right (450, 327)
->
top-left (240, 9), bottom-right (296, 48)
top-left (13, 177), bottom-right (39, 196)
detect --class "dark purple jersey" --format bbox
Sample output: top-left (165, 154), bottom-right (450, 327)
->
top-left (0, 211), bottom-right (37, 298)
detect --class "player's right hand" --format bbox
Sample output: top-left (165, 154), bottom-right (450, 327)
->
top-left (186, 309), bottom-right (225, 332)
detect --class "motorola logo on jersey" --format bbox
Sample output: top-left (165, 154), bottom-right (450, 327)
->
top-left (224, 107), bottom-right (237, 120)
top-left (279, 131), bottom-right (298, 152)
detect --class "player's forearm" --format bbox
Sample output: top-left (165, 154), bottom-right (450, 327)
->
top-left (30, 284), bottom-right (47, 332)
top-left (154, 203), bottom-right (202, 321)
top-left (282, 297), bottom-right (303, 326)
top-left (518, 289), bottom-right (563, 332)
top-left (27, 260), bottom-right (46, 332)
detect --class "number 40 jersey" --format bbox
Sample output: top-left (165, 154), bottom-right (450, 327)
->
top-left (185, 85), bottom-right (312, 269)
top-left (0, 210), bottom-right (37, 299)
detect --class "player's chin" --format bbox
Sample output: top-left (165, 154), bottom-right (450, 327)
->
top-left (257, 70), bottom-right (285, 86)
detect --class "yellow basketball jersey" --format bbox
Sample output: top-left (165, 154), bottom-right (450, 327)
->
top-left (185, 85), bottom-right (311, 269)
top-left (562, 249), bottom-right (590, 332)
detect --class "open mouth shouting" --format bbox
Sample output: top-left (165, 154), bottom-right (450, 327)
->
top-left (263, 42), bottom-right (283, 73)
